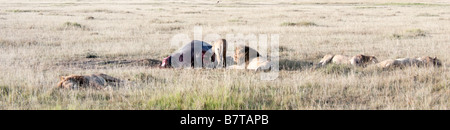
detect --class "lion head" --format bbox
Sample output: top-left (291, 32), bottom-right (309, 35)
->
top-left (234, 45), bottom-right (260, 66)
top-left (351, 54), bottom-right (378, 67)
top-left (421, 56), bottom-right (442, 67)
top-left (57, 75), bottom-right (86, 89)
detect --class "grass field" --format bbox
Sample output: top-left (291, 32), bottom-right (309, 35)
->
top-left (0, 0), bottom-right (449, 109)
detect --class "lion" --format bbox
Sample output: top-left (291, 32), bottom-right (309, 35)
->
top-left (57, 73), bottom-right (122, 90)
top-left (377, 56), bottom-right (442, 69)
top-left (234, 45), bottom-right (261, 67)
top-left (317, 54), bottom-right (378, 67)
top-left (211, 39), bottom-right (227, 68)
top-left (246, 57), bottom-right (273, 71)
top-left (228, 45), bottom-right (273, 71)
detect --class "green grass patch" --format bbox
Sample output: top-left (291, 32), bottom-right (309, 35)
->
top-left (416, 13), bottom-right (439, 17)
top-left (64, 22), bottom-right (82, 28)
top-left (84, 49), bottom-right (98, 58)
top-left (279, 59), bottom-right (313, 71)
top-left (147, 90), bottom-right (245, 110)
top-left (355, 6), bottom-right (378, 9)
top-left (7, 10), bottom-right (41, 13)
top-left (145, 84), bottom-right (285, 110)
top-left (228, 19), bottom-right (247, 24)
top-left (377, 3), bottom-right (445, 6)
top-left (391, 29), bottom-right (427, 39)
top-left (91, 9), bottom-right (115, 13)
top-left (183, 11), bottom-right (201, 14)
top-left (228, 19), bottom-right (245, 22)
top-left (281, 21), bottom-right (317, 27)
top-left (321, 64), bottom-right (352, 75)
top-left (133, 72), bottom-right (162, 83)
top-left (63, 22), bottom-right (90, 31)
top-left (0, 86), bottom-right (11, 96)
top-left (406, 29), bottom-right (427, 36)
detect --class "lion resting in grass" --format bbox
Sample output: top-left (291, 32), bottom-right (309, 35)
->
top-left (228, 45), bottom-right (273, 71)
top-left (245, 57), bottom-right (273, 71)
top-left (318, 54), bottom-right (378, 67)
top-left (376, 56), bottom-right (442, 69)
top-left (233, 45), bottom-right (260, 66)
top-left (57, 73), bottom-right (122, 90)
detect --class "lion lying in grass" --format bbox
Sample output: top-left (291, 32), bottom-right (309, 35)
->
top-left (228, 45), bottom-right (273, 71)
top-left (57, 73), bottom-right (123, 90)
top-left (317, 54), bottom-right (378, 67)
top-left (376, 56), bottom-right (442, 69)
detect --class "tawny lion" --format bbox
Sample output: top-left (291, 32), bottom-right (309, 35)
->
top-left (317, 54), bottom-right (378, 67)
top-left (57, 73), bottom-right (123, 90)
top-left (229, 45), bottom-right (273, 71)
top-left (376, 56), bottom-right (442, 69)
top-left (211, 39), bottom-right (227, 68)
top-left (234, 45), bottom-right (260, 66)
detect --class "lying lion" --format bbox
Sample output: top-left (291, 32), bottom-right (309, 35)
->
top-left (317, 54), bottom-right (378, 67)
top-left (234, 45), bottom-right (261, 66)
top-left (376, 56), bottom-right (442, 69)
top-left (246, 57), bottom-right (273, 71)
top-left (228, 45), bottom-right (273, 71)
top-left (57, 73), bottom-right (123, 90)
